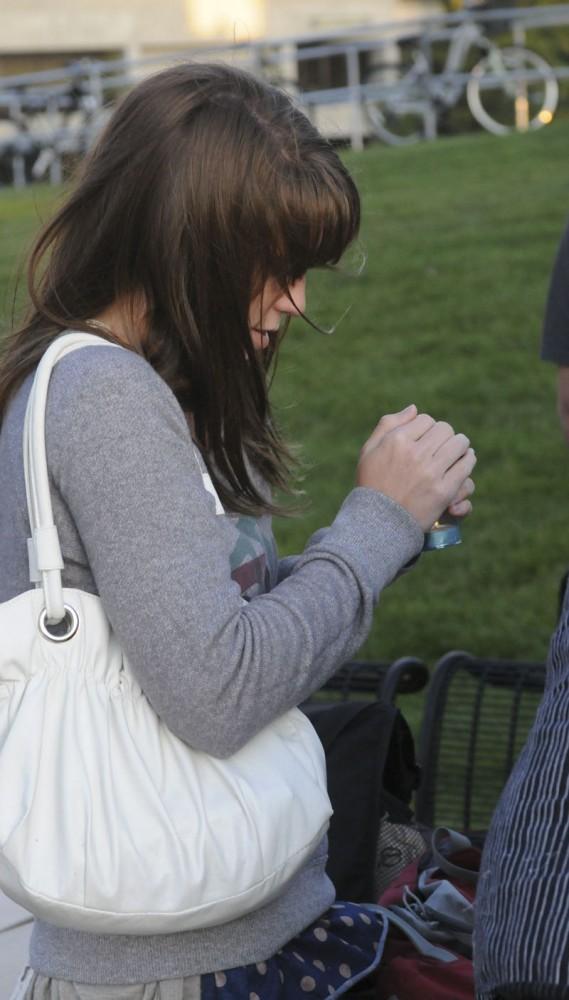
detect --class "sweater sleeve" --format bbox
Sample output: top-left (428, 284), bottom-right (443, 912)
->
top-left (276, 529), bottom-right (329, 583)
top-left (542, 221), bottom-right (569, 365)
top-left (46, 346), bottom-right (424, 758)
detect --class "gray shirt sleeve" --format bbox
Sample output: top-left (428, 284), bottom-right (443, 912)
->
top-left (46, 345), bottom-right (423, 758)
top-left (542, 221), bottom-right (569, 365)
top-left (277, 529), bottom-right (329, 583)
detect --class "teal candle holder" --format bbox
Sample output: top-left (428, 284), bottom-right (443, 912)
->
top-left (423, 519), bottom-right (462, 551)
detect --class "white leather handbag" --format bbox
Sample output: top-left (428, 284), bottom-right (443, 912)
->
top-left (0, 332), bottom-right (332, 934)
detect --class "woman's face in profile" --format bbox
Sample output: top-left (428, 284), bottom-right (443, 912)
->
top-left (248, 276), bottom-right (306, 350)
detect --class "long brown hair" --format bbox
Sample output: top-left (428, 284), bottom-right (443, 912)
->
top-left (0, 62), bottom-right (360, 515)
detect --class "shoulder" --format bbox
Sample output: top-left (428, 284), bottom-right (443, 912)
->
top-left (46, 340), bottom-right (189, 438)
top-left (48, 340), bottom-right (168, 406)
top-left (44, 339), bottom-right (197, 488)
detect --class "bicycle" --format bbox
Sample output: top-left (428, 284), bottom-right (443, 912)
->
top-left (0, 63), bottom-right (112, 186)
top-left (362, 20), bottom-right (559, 146)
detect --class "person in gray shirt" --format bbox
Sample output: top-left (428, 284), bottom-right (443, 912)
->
top-left (540, 220), bottom-right (569, 613)
top-left (541, 219), bottom-right (569, 444)
top-left (0, 63), bottom-right (476, 1000)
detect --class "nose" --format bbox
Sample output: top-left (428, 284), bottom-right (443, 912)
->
top-left (276, 277), bottom-right (306, 316)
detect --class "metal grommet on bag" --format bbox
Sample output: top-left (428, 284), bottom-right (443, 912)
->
top-left (38, 604), bottom-right (79, 642)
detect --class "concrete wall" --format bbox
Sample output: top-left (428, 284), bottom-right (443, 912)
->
top-left (0, 0), bottom-right (442, 69)
top-left (0, 0), bottom-right (188, 68)
top-left (267, 0), bottom-right (441, 37)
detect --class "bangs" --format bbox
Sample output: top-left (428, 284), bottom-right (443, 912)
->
top-left (263, 152), bottom-right (361, 284)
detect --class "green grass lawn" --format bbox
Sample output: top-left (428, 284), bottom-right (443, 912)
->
top-left (1, 122), bottom-right (569, 702)
top-left (272, 121), bottom-right (569, 679)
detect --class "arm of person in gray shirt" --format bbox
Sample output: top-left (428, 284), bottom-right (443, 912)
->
top-left (277, 529), bottom-right (328, 583)
top-left (46, 345), bottom-right (423, 758)
top-left (541, 221), bottom-right (569, 444)
top-left (541, 221), bottom-right (569, 366)
top-left (277, 532), bottom-right (419, 584)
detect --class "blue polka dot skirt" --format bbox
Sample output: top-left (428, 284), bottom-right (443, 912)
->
top-left (201, 902), bottom-right (387, 999)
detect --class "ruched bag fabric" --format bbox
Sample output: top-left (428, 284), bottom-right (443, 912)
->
top-left (0, 332), bottom-right (332, 934)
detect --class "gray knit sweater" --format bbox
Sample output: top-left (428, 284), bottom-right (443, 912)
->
top-left (0, 343), bottom-right (423, 984)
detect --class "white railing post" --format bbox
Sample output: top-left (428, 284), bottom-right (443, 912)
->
top-left (512, 19), bottom-right (527, 47)
top-left (346, 45), bottom-right (364, 151)
top-left (12, 152), bottom-right (26, 189)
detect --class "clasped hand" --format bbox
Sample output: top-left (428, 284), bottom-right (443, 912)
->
top-left (357, 404), bottom-right (476, 533)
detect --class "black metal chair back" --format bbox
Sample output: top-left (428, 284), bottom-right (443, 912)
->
top-left (415, 650), bottom-right (545, 844)
top-left (313, 656), bottom-right (429, 705)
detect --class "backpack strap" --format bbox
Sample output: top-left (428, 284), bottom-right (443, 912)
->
top-left (360, 903), bottom-right (459, 963)
top-left (430, 827), bottom-right (479, 885)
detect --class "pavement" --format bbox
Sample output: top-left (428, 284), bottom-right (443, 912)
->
top-left (0, 893), bottom-right (32, 998)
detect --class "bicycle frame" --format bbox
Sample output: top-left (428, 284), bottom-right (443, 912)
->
top-left (422, 23), bottom-right (494, 109)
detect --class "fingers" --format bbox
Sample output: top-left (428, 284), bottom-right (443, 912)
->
top-left (442, 448), bottom-right (477, 498)
top-left (447, 476), bottom-right (475, 519)
top-left (416, 420), bottom-right (461, 455)
top-left (356, 404), bottom-right (476, 530)
top-left (449, 477), bottom-right (476, 507)
top-left (374, 405), bottom-right (418, 437)
top-left (401, 412), bottom-right (437, 442)
top-left (447, 499), bottom-right (473, 518)
top-left (360, 404), bottom-right (417, 457)
top-left (432, 432), bottom-right (471, 473)
top-left (360, 409), bottom-right (476, 527)
top-left (365, 411), bottom-right (467, 458)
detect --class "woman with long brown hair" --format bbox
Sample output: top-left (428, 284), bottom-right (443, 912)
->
top-left (0, 62), bottom-right (475, 999)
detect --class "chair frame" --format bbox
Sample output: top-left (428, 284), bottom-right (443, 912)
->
top-left (317, 656), bottom-right (429, 705)
top-left (415, 649), bottom-right (545, 839)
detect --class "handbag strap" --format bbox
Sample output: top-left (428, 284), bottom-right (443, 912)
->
top-left (23, 331), bottom-right (122, 625)
top-left (430, 827), bottom-right (479, 885)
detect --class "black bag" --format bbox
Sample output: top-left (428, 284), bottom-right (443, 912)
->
top-left (302, 700), bottom-right (424, 902)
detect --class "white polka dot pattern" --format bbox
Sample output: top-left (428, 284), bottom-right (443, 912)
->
top-left (200, 901), bottom-right (386, 999)
top-left (300, 976), bottom-right (316, 991)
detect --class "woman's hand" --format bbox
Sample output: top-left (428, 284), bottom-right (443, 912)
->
top-left (446, 477), bottom-right (475, 519)
top-left (356, 404), bottom-right (476, 533)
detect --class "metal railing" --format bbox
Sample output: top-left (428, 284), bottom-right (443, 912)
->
top-left (1, 4), bottom-right (568, 185)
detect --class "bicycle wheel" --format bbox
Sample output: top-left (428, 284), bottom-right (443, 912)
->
top-left (466, 46), bottom-right (558, 136)
top-left (363, 41), bottom-right (430, 146)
